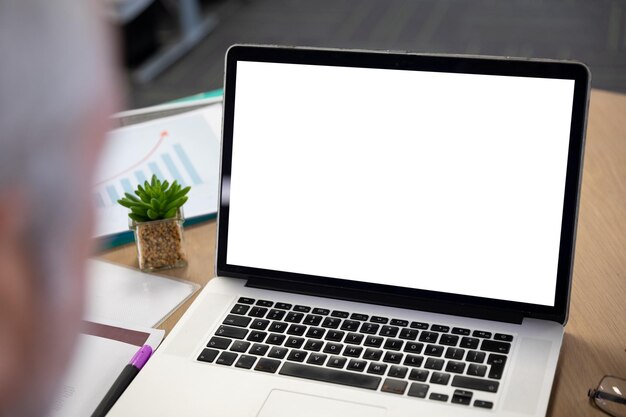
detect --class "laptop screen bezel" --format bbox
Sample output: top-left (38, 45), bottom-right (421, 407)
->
top-left (216, 45), bottom-right (590, 325)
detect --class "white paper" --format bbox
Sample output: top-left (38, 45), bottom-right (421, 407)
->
top-left (85, 259), bottom-right (199, 328)
top-left (93, 103), bottom-right (222, 238)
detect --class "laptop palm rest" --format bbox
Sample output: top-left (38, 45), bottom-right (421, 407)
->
top-left (257, 390), bottom-right (386, 417)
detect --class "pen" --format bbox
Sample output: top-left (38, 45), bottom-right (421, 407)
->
top-left (91, 344), bottom-right (153, 417)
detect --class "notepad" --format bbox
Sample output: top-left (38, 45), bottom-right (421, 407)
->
top-left (84, 259), bottom-right (199, 328)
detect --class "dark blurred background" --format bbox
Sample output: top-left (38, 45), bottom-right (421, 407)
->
top-left (118, 0), bottom-right (626, 109)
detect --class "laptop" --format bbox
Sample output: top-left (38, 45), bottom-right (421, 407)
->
top-left (109, 45), bottom-right (590, 417)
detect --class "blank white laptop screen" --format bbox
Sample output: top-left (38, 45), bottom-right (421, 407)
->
top-left (226, 61), bottom-right (575, 307)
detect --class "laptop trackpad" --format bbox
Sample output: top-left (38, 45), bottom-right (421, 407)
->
top-left (257, 390), bottom-right (387, 417)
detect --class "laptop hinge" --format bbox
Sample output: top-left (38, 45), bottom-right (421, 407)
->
top-left (245, 278), bottom-right (524, 325)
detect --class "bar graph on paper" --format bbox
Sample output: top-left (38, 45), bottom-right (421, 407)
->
top-left (93, 105), bottom-right (222, 238)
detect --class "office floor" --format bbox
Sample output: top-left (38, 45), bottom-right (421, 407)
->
top-left (127, 0), bottom-right (626, 108)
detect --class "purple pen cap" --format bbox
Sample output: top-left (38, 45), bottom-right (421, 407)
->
top-left (130, 345), bottom-right (153, 369)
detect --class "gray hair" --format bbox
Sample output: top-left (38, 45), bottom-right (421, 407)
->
top-left (0, 0), bottom-right (118, 304)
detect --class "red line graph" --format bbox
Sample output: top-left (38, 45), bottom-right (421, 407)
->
top-left (94, 130), bottom-right (169, 187)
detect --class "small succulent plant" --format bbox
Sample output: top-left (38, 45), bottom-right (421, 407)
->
top-left (117, 175), bottom-right (190, 222)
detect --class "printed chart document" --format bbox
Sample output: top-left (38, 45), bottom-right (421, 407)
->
top-left (48, 321), bottom-right (164, 417)
top-left (93, 103), bottom-right (222, 239)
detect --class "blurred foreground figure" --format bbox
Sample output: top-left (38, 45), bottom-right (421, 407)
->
top-left (0, 1), bottom-right (119, 415)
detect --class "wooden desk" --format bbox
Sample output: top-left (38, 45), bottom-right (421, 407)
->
top-left (99, 89), bottom-right (626, 416)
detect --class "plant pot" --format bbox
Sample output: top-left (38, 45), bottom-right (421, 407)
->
top-left (130, 209), bottom-right (188, 271)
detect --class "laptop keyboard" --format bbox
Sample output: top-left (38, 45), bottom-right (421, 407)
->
top-left (197, 297), bottom-right (514, 410)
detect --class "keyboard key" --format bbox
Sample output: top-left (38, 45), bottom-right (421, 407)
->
top-left (303, 340), bottom-right (324, 352)
top-left (230, 340), bottom-right (251, 352)
top-left (399, 328), bottom-right (418, 340)
top-left (207, 336), bottom-right (231, 350)
top-left (287, 350), bottom-right (307, 362)
top-left (383, 339), bottom-right (403, 351)
top-left (216, 351), bottom-right (238, 366)
top-left (307, 353), bottom-right (328, 365)
top-left (285, 336), bottom-right (305, 348)
top-left (350, 313), bottom-right (369, 321)
top-left (390, 319), bottom-right (409, 327)
top-left (424, 358), bottom-right (444, 370)
top-left (331, 310), bottom-right (349, 318)
top-left (256, 299), bottom-right (273, 307)
top-left (360, 322), bottom-right (380, 334)
top-left (343, 346), bottom-right (363, 358)
top-left (364, 336), bottom-right (384, 348)
top-left (370, 316), bottom-right (389, 324)
top-left (286, 324), bottom-right (306, 336)
top-left (275, 302), bottom-right (292, 310)
top-left (293, 305), bottom-right (311, 313)
top-left (473, 330), bottom-right (492, 339)
top-left (452, 375), bottom-right (499, 393)
top-left (347, 359), bottom-right (367, 372)
top-left (306, 327), bottom-right (326, 339)
top-left (303, 314), bottom-right (323, 326)
top-left (430, 371), bottom-right (450, 385)
top-left (223, 314), bottom-right (252, 327)
top-left (216, 325), bottom-right (248, 340)
top-left (494, 333), bottom-right (514, 342)
top-left (363, 348), bottom-right (383, 361)
top-left (327, 356), bottom-right (347, 368)
top-left (323, 342), bottom-right (344, 354)
top-left (451, 389), bottom-right (473, 405)
top-left (280, 362), bottom-right (381, 390)
top-left (250, 319), bottom-right (270, 330)
top-left (403, 354), bottom-right (424, 367)
top-left (267, 346), bottom-right (288, 359)
top-left (424, 344), bottom-right (444, 357)
top-left (481, 340), bottom-right (511, 354)
top-left (404, 342), bottom-right (424, 354)
top-left (388, 365), bottom-right (408, 378)
top-left (381, 378), bottom-right (407, 394)
top-left (429, 393), bottom-right (449, 402)
top-left (379, 326), bottom-right (399, 338)
top-left (324, 330), bottom-right (345, 342)
top-left (445, 361), bottom-right (466, 374)
top-left (419, 331), bottom-right (439, 343)
top-left (466, 350), bottom-right (486, 363)
top-left (460, 337), bottom-right (479, 349)
top-left (474, 400), bottom-right (494, 409)
top-left (250, 343), bottom-right (270, 356)
top-left (383, 352), bottom-right (403, 364)
top-left (235, 355), bottom-right (257, 369)
top-left (408, 383), bottom-right (429, 398)
top-left (487, 354), bottom-right (507, 379)
top-left (254, 358), bottom-right (281, 373)
top-left (285, 312), bottom-right (304, 323)
top-left (367, 362), bottom-right (387, 375)
top-left (238, 297), bottom-right (255, 305)
top-left (451, 327), bottom-right (470, 336)
top-left (266, 309), bottom-right (286, 321)
top-left (467, 363), bottom-right (488, 377)
top-left (409, 369), bottom-right (429, 382)
top-left (246, 331), bottom-right (267, 343)
top-left (312, 308), bottom-right (330, 316)
top-left (440, 334), bottom-right (459, 346)
top-left (248, 307), bottom-right (268, 318)
top-left (268, 321), bottom-right (288, 333)
top-left (340, 320), bottom-right (360, 331)
top-left (430, 325), bottom-right (450, 333)
top-left (321, 317), bottom-right (341, 329)
top-left (410, 321), bottom-right (429, 330)
top-left (445, 347), bottom-right (465, 360)
top-left (230, 304), bottom-right (250, 315)
top-left (197, 348), bottom-right (219, 363)
top-left (345, 333), bottom-right (364, 344)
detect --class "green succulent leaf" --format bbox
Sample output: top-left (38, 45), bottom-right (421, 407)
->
top-left (117, 175), bottom-right (191, 222)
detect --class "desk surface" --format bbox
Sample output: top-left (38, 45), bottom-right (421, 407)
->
top-left (99, 89), bottom-right (626, 417)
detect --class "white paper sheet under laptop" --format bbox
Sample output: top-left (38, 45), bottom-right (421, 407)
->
top-left (109, 46), bottom-right (589, 417)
